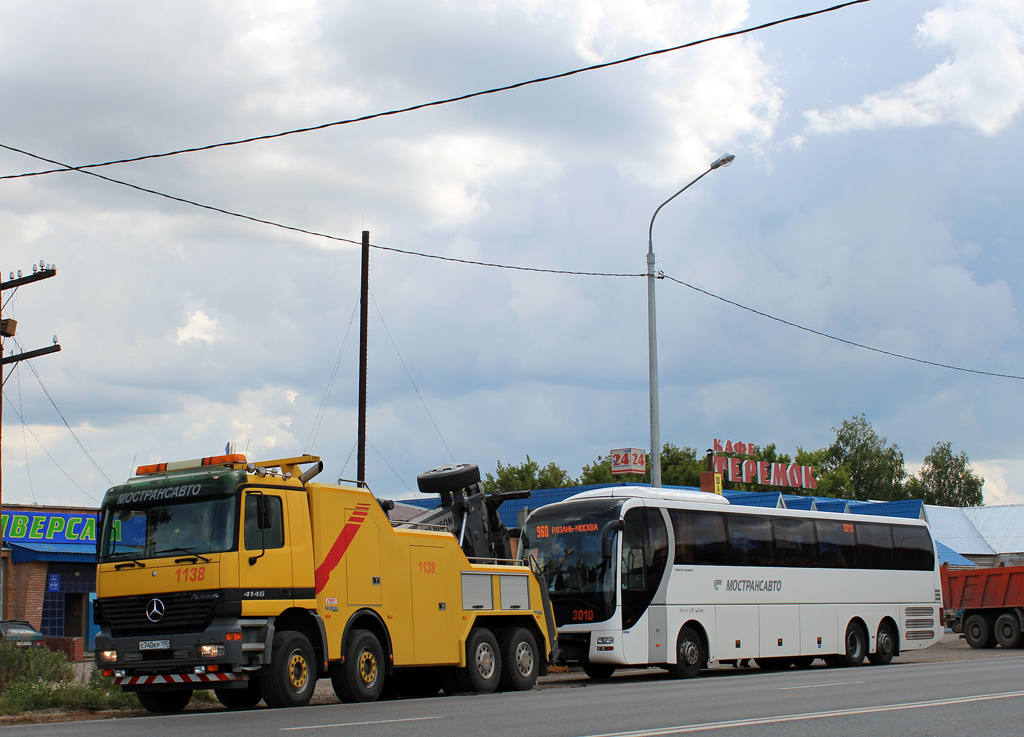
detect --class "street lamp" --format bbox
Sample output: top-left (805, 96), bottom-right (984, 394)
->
top-left (647, 153), bottom-right (734, 488)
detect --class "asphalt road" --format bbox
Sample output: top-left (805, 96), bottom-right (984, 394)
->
top-left (6, 636), bottom-right (1024, 736)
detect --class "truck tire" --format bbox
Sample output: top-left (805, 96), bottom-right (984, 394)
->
top-left (331, 630), bottom-right (385, 703)
top-left (867, 621), bottom-right (896, 665)
top-left (994, 613), bottom-right (1022, 649)
top-left (664, 626), bottom-right (703, 679)
top-left (497, 627), bottom-right (539, 691)
top-left (582, 663), bottom-right (616, 680)
top-left (416, 463), bottom-right (481, 495)
top-left (136, 689), bottom-right (193, 714)
top-left (455, 627), bottom-right (502, 693)
top-left (261, 631), bottom-right (317, 708)
top-left (215, 680), bottom-right (262, 709)
top-left (964, 614), bottom-right (997, 649)
top-left (826, 622), bottom-right (866, 667)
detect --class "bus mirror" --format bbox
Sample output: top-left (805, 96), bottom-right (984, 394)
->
top-left (601, 519), bottom-right (625, 559)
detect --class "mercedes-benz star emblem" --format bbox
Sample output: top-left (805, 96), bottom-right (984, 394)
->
top-left (146, 597), bottom-right (166, 622)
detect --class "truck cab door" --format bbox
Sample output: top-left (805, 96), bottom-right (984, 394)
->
top-left (240, 491), bottom-right (294, 602)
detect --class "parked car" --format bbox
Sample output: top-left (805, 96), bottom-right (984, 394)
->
top-left (0, 620), bottom-right (46, 648)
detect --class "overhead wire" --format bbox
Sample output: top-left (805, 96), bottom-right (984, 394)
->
top-left (0, 0), bottom-right (871, 182)
top-left (369, 290), bottom-right (456, 464)
top-left (304, 298), bottom-right (360, 453)
top-left (660, 273), bottom-right (1024, 380)
top-left (2, 393), bottom-right (98, 501)
top-left (14, 337), bottom-right (115, 485)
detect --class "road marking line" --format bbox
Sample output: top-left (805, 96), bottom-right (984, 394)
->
top-left (282, 716), bottom-right (442, 730)
top-left (579, 690), bottom-right (1024, 736)
top-left (778, 681), bottom-right (865, 690)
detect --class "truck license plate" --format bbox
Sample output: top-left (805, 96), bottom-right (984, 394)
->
top-left (139, 639), bottom-right (170, 651)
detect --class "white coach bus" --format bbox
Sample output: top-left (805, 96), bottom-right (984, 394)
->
top-left (523, 487), bottom-right (942, 679)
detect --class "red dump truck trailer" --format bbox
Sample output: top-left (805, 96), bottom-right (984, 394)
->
top-left (941, 563), bottom-right (1024, 649)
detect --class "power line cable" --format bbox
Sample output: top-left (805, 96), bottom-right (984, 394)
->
top-left (370, 290), bottom-right (456, 463)
top-left (304, 298), bottom-right (360, 453)
top-left (660, 273), bottom-right (1024, 380)
top-left (15, 337), bottom-right (116, 484)
top-left (2, 393), bottom-right (97, 501)
top-left (15, 365), bottom-right (38, 504)
top-left (0, 0), bottom-right (871, 182)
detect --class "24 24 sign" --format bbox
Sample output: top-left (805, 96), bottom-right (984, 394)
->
top-left (610, 448), bottom-right (646, 475)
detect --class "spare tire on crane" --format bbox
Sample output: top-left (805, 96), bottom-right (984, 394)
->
top-left (417, 463), bottom-right (481, 495)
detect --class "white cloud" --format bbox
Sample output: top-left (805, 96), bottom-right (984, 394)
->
top-left (805, 0), bottom-right (1024, 135)
top-left (176, 311), bottom-right (222, 344)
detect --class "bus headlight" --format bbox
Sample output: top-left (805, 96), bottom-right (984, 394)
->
top-left (596, 636), bottom-right (615, 651)
top-left (99, 650), bottom-right (118, 662)
top-left (199, 644), bottom-right (225, 658)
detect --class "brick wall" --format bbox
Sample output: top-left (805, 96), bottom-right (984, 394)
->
top-left (4, 559), bottom-right (48, 627)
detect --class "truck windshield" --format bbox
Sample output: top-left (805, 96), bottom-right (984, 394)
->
top-left (525, 498), bottom-right (624, 626)
top-left (98, 470), bottom-right (244, 562)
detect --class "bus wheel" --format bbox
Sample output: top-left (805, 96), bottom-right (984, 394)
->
top-left (215, 680), bottom-right (262, 709)
top-left (964, 614), bottom-right (997, 649)
top-left (582, 663), bottom-right (616, 680)
top-left (994, 614), bottom-right (1022, 649)
top-left (262, 631), bottom-right (317, 708)
top-left (665, 626), bottom-right (703, 679)
top-left (455, 627), bottom-right (502, 694)
top-left (868, 622), bottom-right (896, 665)
top-left (136, 689), bottom-right (193, 714)
top-left (497, 627), bottom-right (539, 691)
top-left (332, 630), bottom-right (385, 703)
top-left (834, 622), bottom-right (867, 667)
top-left (791, 656), bottom-right (815, 669)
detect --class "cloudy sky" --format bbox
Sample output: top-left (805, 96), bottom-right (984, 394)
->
top-left (2, 0), bottom-right (1023, 510)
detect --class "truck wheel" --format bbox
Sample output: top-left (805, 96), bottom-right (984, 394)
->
top-left (582, 663), bottom-right (616, 680)
top-left (261, 631), bottom-right (317, 708)
top-left (994, 613), bottom-right (1022, 649)
top-left (455, 627), bottom-right (501, 693)
top-left (497, 627), bottom-right (538, 691)
top-left (331, 630), bottom-right (385, 703)
top-left (136, 689), bottom-right (193, 714)
top-left (215, 680), bottom-right (262, 709)
top-left (664, 626), bottom-right (703, 679)
top-left (964, 614), bottom-right (997, 649)
top-left (416, 463), bottom-right (481, 495)
top-left (827, 622), bottom-right (866, 667)
top-left (868, 621), bottom-right (896, 665)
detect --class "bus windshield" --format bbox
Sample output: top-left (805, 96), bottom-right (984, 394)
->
top-left (525, 498), bottom-right (624, 626)
top-left (98, 470), bottom-right (244, 562)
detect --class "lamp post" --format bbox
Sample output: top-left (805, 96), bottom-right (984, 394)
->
top-left (647, 153), bottom-right (734, 488)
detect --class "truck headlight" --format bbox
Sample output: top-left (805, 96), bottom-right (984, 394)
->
top-left (99, 650), bottom-right (118, 662)
top-left (199, 644), bottom-right (225, 658)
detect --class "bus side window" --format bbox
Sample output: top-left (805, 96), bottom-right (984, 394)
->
top-left (856, 523), bottom-right (894, 570)
top-left (773, 517), bottom-right (817, 567)
top-left (622, 514), bottom-right (647, 591)
top-left (893, 524), bottom-right (934, 571)
top-left (815, 520), bottom-right (857, 568)
top-left (727, 515), bottom-right (774, 567)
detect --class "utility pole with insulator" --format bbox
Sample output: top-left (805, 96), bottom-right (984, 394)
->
top-left (1, 261), bottom-right (61, 618)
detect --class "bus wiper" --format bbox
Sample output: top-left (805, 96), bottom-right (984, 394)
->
top-left (114, 560), bottom-right (146, 570)
top-left (165, 548), bottom-right (212, 564)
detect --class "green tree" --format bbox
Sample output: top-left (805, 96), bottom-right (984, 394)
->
top-left (793, 446), bottom-right (852, 498)
top-left (481, 456), bottom-right (575, 494)
top-left (578, 444), bottom-right (705, 487)
top-left (821, 414), bottom-right (908, 501)
top-left (906, 441), bottom-right (984, 507)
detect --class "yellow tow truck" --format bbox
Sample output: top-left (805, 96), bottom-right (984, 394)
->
top-left (94, 454), bottom-right (556, 713)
